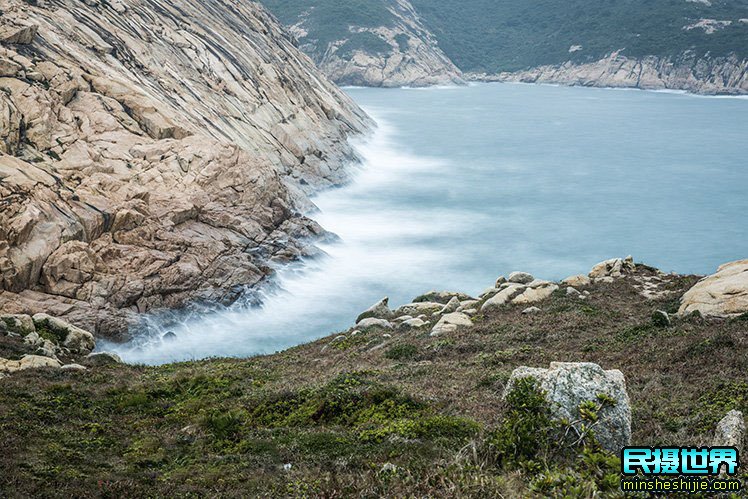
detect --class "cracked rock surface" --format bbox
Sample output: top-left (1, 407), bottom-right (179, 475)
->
top-left (0, 0), bottom-right (370, 339)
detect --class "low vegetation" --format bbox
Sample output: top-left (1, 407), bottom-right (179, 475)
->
top-left (1, 270), bottom-right (747, 496)
top-left (260, 0), bottom-right (748, 74)
top-left (260, 0), bottom-right (396, 62)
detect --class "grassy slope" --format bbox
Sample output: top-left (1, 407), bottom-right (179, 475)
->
top-left (1, 268), bottom-right (747, 497)
top-left (410, 0), bottom-right (748, 72)
top-left (261, 0), bottom-right (748, 73)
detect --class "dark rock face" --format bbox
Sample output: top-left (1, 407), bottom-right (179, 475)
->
top-left (0, 0), bottom-right (371, 339)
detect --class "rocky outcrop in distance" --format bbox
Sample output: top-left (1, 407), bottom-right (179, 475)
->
top-left (337, 257), bottom-right (641, 343)
top-left (469, 51), bottom-right (748, 95)
top-left (0, 0), bottom-right (371, 340)
top-left (335, 255), bottom-right (748, 353)
top-left (285, 0), bottom-right (463, 88)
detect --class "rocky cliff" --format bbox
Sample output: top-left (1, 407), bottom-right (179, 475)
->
top-left (0, 0), bottom-right (371, 339)
top-left (265, 0), bottom-right (463, 87)
top-left (469, 51), bottom-right (748, 95)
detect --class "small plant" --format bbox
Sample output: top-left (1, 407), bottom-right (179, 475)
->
top-left (203, 409), bottom-right (245, 441)
top-left (651, 310), bottom-right (671, 328)
top-left (384, 343), bottom-right (418, 361)
top-left (488, 377), bottom-right (553, 464)
top-left (734, 312), bottom-right (748, 322)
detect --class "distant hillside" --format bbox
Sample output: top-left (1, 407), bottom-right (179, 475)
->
top-left (259, 0), bottom-right (463, 87)
top-left (410, 0), bottom-right (748, 73)
top-left (261, 0), bottom-right (748, 93)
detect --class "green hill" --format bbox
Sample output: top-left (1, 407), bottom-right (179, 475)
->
top-left (410, 0), bottom-right (748, 73)
top-left (260, 0), bottom-right (397, 63)
top-left (259, 0), bottom-right (748, 90)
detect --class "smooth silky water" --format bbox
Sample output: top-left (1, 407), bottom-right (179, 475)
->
top-left (102, 83), bottom-right (748, 364)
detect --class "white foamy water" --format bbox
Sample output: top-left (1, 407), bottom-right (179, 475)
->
top-left (103, 83), bottom-right (748, 364)
top-left (101, 114), bottom-right (475, 364)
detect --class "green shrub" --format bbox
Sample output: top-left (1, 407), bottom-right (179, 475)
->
top-left (489, 377), bottom-right (553, 464)
top-left (203, 409), bottom-right (245, 441)
top-left (385, 344), bottom-right (418, 361)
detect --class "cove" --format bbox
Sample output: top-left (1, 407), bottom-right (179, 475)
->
top-left (103, 83), bottom-right (748, 364)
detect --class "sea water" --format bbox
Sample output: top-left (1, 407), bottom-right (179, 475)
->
top-left (103, 83), bottom-right (748, 364)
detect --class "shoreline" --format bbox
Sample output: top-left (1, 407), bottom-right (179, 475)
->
top-left (466, 77), bottom-right (748, 98)
top-left (344, 79), bottom-right (748, 99)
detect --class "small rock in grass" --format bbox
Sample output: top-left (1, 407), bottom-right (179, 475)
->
top-left (651, 310), bottom-right (671, 328)
top-left (356, 318), bottom-right (393, 331)
top-left (83, 352), bottom-right (123, 367)
top-left (61, 363), bottom-right (87, 371)
top-left (522, 307), bottom-right (541, 315)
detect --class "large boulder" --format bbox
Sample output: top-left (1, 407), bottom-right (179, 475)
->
top-left (32, 313), bottom-right (95, 353)
top-left (678, 260), bottom-right (748, 317)
top-left (562, 274), bottom-right (592, 288)
top-left (355, 297), bottom-right (393, 324)
top-left (438, 296), bottom-right (461, 315)
top-left (712, 410), bottom-right (745, 452)
top-left (505, 362), bottom-right (632, 452)
top-left (512, 282), bottom-right (559, 305)
top-left (430, 312), bottom-right (472, 336)
top-left (480, 284), bottom-right (526, 311)
top-left (0, 354), bottom-right (62, 374)
top-left (589, 256), bottom-right (635, 279)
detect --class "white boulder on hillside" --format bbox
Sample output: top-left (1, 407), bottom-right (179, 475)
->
top-left (430, 312), bottom-right (472, 336)
top-left (356, 297), bottom-right (393, 324)
top-left (678, 260), bottom-right (748, 317)
top-left (0, 355), bottom-right (62, 374)
top-left (712, 410), bottom-right (745, 452)
top-left (505, 362), bottom-right (632, 452)
top-left (562, 274), bottom-right (592, 288)
top-left (589, 256), bottom-right (636, 279)
top-left (480, 278), bottom-right (558, 311)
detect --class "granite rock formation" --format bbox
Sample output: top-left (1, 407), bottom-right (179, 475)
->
top-left (0, 0), bottom-right (370, 339)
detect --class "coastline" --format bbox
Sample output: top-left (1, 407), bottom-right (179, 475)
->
top-left (464, 54), bottom-right (748, 97)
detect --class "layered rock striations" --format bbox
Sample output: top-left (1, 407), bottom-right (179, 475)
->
top-left (470, 51), bottom-right (748, 95)
top-left (0, 0), bottom-right (370, 339)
